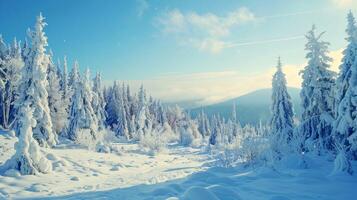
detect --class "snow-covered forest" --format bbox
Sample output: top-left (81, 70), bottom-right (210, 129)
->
top-left (0, 10), bottom-right (357, 200)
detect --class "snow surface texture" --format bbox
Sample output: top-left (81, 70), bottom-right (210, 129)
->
top-left (0, 134), bottom-right (207, 199)
top-left (1, 134), bottom-right (357, 200)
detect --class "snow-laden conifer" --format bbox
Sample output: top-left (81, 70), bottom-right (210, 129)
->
top-left (1, 104), bottom-right (52, 175)
top-left (15, 13), bottom-right (56, 147)
top-left (67, 68), bottom-right (98, 141)
top-left (299, 25), bottom-right (335, 153)
top-left (270, 58), bottom-right (294, 153)
top-left (47, 51), bottom-right (67, 134)
top-left (334, 11), bottom-right (357, 160)
top-left (0, 37), bottom-right (23, 129)
top-left (92, 72), bottom-right (106, 131)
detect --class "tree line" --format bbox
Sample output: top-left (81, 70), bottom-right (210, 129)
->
top-left (0, 11), bottom-right (356, 175)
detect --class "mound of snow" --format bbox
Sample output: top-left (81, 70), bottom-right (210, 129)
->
top-left (182, 186), bottom-right (218, 200)
top-left (4, 169), bottom-right (20, 177)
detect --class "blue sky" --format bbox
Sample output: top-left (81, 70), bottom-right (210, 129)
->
top-left (0, 0), bottom-right (356, 105)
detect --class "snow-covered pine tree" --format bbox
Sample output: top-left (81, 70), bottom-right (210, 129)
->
top-left (209, 115), bottom-right (219, 145)
top-left (105, 82), bottom-right (120, 129)
top-left (115, 92), bottom-right (129, 139)
top-left (56, 58), bottom-right (62, 82)
top-left (203, 112), bottom-right (211, 138)
top-left (0, 37), bottom-right (23, 129)
top-left (61, 56), bottom-right (71, 112)
top-left (122, 83), bottom-right (133, 136)
top-left (230, 102), bottom-right (240, 141)
top-left (166, 104), bottom-right (184, 135)
top-left (197, 109), bottom-right (207, 138)
top-left (0, 35), bottom-right (8, 129)
top-left (0, 103), bottom-right (52, 175)
top-left (47, 51), bottom-right (67, 134)
top-left (69, 60), bottom-right (80, 89)
top-left (299, 25), bottom-right (336, 153)
top-left (67, 68), bottom-right (98, 142)
top-left (92, 72), bottom-right (106, 131)
top-left (157, 101), bottom-right (167, 126)
top-left (136, 84), bottom-right (152, 138)
top-left (15, 14), bottom-right (56, 147)
top-left (334, 11), bottom-right (357, 160)
top-left (270, 57), bottom-right (294, 153)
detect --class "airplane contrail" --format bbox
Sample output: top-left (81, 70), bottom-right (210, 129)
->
top-left (225, 35), bottom-right (305, 48)
top-left (257, 10), bottom-right (323, 20)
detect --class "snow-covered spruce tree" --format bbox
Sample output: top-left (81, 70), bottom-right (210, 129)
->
top-left (0, 103), bottom-right (52, 175)
top-left (121, 83), bottom-right (133, 137)
top-left (0, 37), bottom-right (23, 129)
top-left (105, 82), bottom-right (120, 129)
top-left (197, 109), bottom-right (208, 138)
top-left (92, 72), bottom-right (106, 131)
top-left (178, 113), bottom-right (200, 147)
top-left (0, 35), bottom-right (9, 128)
top-left (104, 82), bottom-right (130, 139)
top-left (124, 84), bottom-right (135, 136)
top-left (56, 59), bottom-right (63, 82)
top-left (118, 95), bottom-right (130, 139)
top-left (69, 60), bottom-right (80, 89)
top-left (230, 102), bottom-right (240, 140)
top-left (47, 51), bottom-right (67, 134)
top-left (166, 104), bottom-right (184, 134)
top-left (270, 58), bottom-right (294, 156)
top-left (61, 56), bottom-right (71, 113)
top-left (67, 68), bottom-right (98, 142)
top-left (156, 101), bottom-right (167, 126)
top-left (135, 85), bottom-right (152, 138)
top-left (299, 25), bottom-right (336, 153)
top-left (209, 115), bottom-right (221, 145)
top-left (15, 14), bottom-right (56, 147)
top-left (114, 85), bottom-right (129, 139)
top-left (203, 112), bottom-right (211, 138)
top-left (334, 11), bottom-right (357, 160)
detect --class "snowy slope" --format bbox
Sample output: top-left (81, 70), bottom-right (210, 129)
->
top-left (38, 157), bottom-right (357, 200)
top-left (1, 133), bottom-right (357, 200)
top-left (0, 134), bottom-right (208, 199)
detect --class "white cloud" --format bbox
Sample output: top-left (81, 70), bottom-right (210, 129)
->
top-left (198, 39), bottom-right (226, 54)
top-left (156, 7), bottom-right (255, 54)
top-left (111, 49), bottom-right (343, 106)
top-left (136, 0), bottom-right (149, 17)
top-left (158, 9), bottom-right (186, 33)
top-left (156, 8), bottom-right (330, 54)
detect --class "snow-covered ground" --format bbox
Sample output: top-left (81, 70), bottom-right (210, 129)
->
top-left (0, 134), bottom-right (208, 199)
top-left (1, 133), bottom-right (357, 200)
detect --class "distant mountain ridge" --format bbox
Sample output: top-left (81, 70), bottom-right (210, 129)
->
top-left (189, 87), bottom-right (301, 125)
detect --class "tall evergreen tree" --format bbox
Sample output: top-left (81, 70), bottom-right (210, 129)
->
top-left (105, 82), bottom-right (120, 129)
top-left (61, 56), bottom-right (71, 106)
top-left (0, 38), bottom-right (23, 129)
top-left (67, 69), bottom-right (98, 141)
top-left (270, 58), bottom-right (294, 150)
top-left (69, 60), bottom-right (80, 88)
top-left (92, 72), bottom-right (106, 131)
top-left (334, 11), bottom-right (357, 160)
top-left (47, 51), bottom-right (67, 134)
top-left (1, 104), bottom-right (52, 175)
top-left (299, 25), bottom-right (336, 152)
top-left (209, 115), bottom-right (219, 145)
top-left (16, 13), bottom-right (56, 147)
